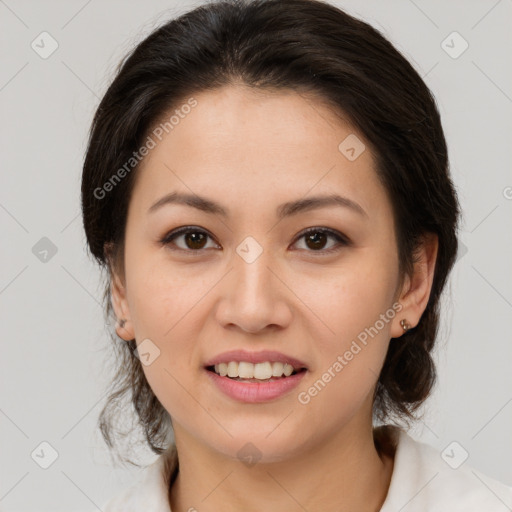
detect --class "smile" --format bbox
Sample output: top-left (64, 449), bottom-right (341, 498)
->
top-left (205, 364), bottom-right (307, 403)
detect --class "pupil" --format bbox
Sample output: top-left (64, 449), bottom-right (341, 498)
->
top-left (185, 232), bottom-right (206, 249)
top-left (184, 231), bottom-right (328, 251)
top-left (306, 231), bottom-right (327, 250)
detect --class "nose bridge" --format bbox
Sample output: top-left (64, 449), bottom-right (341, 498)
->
top-left (215, 234), bottom-right (291, 333)
top-left (233, 235), bottom-right (275, 302)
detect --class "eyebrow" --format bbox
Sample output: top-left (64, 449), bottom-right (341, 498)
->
top-left (148, 191), bottom-right (368, 219)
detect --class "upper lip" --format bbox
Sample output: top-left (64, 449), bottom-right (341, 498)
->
top-left (204, 350), bottom-right (308, 370)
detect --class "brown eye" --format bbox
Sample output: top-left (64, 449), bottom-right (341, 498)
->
top-left (304, 231), bottom-right (328, 250)
top-left (161, 227), bottom-right (219, 252)
top-left (183, 231), bottom-right (208, 249)
top-left (161, 226), bottom-right (349, 255)
top-left (293, 227), bottom-right (349, 254)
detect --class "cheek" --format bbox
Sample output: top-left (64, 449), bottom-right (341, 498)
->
top-left (293, 267), bottom-right (396, 426)
top-left (124, 257), bottom-right (207, 420)
top-left (125, 247), bottom-right (208, 338)
top-left (291, 249), bottom-right (399, 410)
top-left (295, 253), bottom-right (398, 347)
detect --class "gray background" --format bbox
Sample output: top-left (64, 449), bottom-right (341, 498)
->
top-left (1, 0), bottom-right (511, 510)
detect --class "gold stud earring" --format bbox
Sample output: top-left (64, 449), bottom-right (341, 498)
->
top-left (400, 319), bottom-right (411, 332)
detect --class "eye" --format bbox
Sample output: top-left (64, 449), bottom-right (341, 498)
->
top-left (291, 227), bottom-right (350, 254)
top-left (160, 226), bottom-right (350, 255)
top-left (160, 226), bottom-right (219, 252)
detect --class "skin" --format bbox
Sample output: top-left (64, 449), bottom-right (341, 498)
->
top-left (110, 85), bottom-right (438, 512)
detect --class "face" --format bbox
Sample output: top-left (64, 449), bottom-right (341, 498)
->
top-left (111, 85), bottom-right (434, 463)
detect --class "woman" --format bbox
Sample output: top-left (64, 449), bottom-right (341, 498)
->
top-left (81, 0), bottom-right (512, 510)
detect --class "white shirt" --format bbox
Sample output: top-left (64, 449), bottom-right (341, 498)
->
top-left (100, 426), bottom-right (512, 511)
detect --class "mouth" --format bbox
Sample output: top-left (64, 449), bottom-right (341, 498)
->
top-left (204, 361), bottom-right (308, 403)
top-left (205, 362), bottom-right (307, 383)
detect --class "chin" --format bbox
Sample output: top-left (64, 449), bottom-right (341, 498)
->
top-left (200, 426), bottom-right (310, 465)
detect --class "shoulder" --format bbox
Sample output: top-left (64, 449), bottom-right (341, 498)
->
top-left (98, 444), bottom-right (178, 512)
top-left (379, 426), bottom-right (512, 512)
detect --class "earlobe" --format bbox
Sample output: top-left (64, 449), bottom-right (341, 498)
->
top-left (392, 233), bottom-right (438, 338)
top-left (115, 317), bottom-right (133, 341)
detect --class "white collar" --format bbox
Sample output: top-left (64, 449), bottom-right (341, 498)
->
top-left (380, 427), bottom-right (512, 511)
top-left (102, 427), bottom-right (512, 511)
top-left (102, 443), bottom-right (178, 512)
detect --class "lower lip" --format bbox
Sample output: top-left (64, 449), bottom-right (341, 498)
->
top-left (205, 368), bottom-right (307, 403)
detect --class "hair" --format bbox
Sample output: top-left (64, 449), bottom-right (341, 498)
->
top-left (81, 0), bottom-right (460, 464)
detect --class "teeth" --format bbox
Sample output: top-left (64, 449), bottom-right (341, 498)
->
top-left (227, 361), bottom-right (238, 378)
top-left (272, 362), bottom-right (284, 376)
top-left (213, 361), bottom-right (298, 379)
top-left (253, 362), bottom-right (272, 379)
top-left (239, 361), bottom-right (254, 379)
top-left (283, 363), bottom-right (294, 377)
top-left (218, 362), bottom-right (228, 377)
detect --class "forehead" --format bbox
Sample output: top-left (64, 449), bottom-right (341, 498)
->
top-left (131, 85), bottom-right (390, 221)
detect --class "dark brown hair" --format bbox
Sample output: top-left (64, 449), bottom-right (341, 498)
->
top-left (81, 0), bottom-right (460, 464)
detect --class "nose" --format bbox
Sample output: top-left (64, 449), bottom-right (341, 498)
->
top-left (215, 246), bottom-right (293, 334)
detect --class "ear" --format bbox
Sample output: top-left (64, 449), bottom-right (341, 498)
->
top-left (106, 244), bottom-right (135, 341)
top-left (391, 232), bottom-right (439, 338)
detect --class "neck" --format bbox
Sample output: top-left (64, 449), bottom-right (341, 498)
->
top-left (169, 419), bottom-right (395, 512)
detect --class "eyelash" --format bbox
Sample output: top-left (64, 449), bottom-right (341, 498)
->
top-left (159, 225), bottom-right (350, 256)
